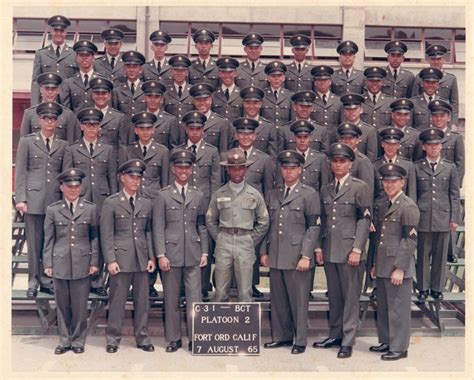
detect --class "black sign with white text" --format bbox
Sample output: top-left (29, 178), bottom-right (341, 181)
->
top-left (192, 302), bottom-right (261, 355)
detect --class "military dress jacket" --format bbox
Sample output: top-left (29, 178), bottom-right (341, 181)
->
top-left (279, 119), bottom-right (328, 154)
top-left (153, 184), bottom-right (208, 266)
top-left (361, 92), bottom-right (396, 131)
top-left (319, 176), bottom-right (372, 263)
top-left (112, 81), bottom-right (147, 119)
top-left (98, 107), bottom-right (132, 154)
top-left (93, 54), bottom-right (126, 84)
top-left (396, 125), bottom-right (421, 161)
top-left (349, 151), bottom-right (375, 201)
top-left (352, 121), bottom-right (379, 161)
top-left (414, 158), bottom-right (460, 232)
top-left (381, 66), bottom-right (415, 99)
top-left (261, 182), bottom-right (321, 269)
top-left (235, 60), bottom-right (268, 89)
top-left (285, 61), bottom-right (314, 92)
top-left (164, 82), bottom-right (195, 123)
top-left (331, 67), bottom-right (365, 96)
top-left (15, 133), bottom-right (68, 215)
top-left (60, 72), bottom-right (101, 112)
top-left (212, 86), bottom-right (243, 121)
top-left (410, 94), bottom-right (449, 131)
top-left (142, 59), bottom-right (173, 84)
top-left (261, 88), bottom-right (294, 126)
top-left (20, 104), bottom-right (80, 143)
top-left (252, 117), bottom-right (279, 158)
top-left (43, 198), bottom-right (99, 280)
top-left (374, 192), bottom-right (419, 278)
top-left (311, 91), bottom-right (343, 131)
top-left (202, 112), bottom-right (233, 152)
top-left (189, 58), bottom-right (220, 89)
top-left (100, 191), bottom-right (154, 272)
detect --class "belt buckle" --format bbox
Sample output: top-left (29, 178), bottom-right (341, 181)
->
top-left (232, 227), bottom-right (239, 234)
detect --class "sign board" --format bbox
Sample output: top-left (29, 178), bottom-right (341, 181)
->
top-left (191, 302), bottom-right (261, 355)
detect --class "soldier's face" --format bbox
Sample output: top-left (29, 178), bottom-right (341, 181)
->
top-left (92, 90), bottom-right (112, 108)
top-left (218, 70), bottom-right (237, 87)
top-left (295, 133), bottom-right (311, 152)
top-left (226, 165), bottom-right (247, 183)
top-left (428, 56), bottom-right (444, 70)
top-left (382, 178), bottom-right (404, 199)
top-left (186, 126), bottom-right (204, 144)
top-left (144, 94), bottom-right (163, 112)
top-left (39, 115), bottom-right (58, 133)
top-left (242, 100), bottom-right (262, 118)
top-left (340, 136), bottom-right (360, 151)
top-left (236, 131), bottom-right (256, 150)
top-left (40, 86), bottom-right (60, 102)
top-left (172, 68), bottom-right (189, 84)
top-left (293, 103), bottom-right (314, 119)
top-left (195, 41), bottom-right (213, 57)
top-left (422, 80), bottom-right (439, 96)
top-left (366, 78), bottom-right (383, 94)
top-left (51, 27), bottom-right (66, 45)
top-left (422, 142), bottom-right (442, 160)
top-left (381, 141), bottom-right (401, 158)
top-left (339, 52), bottom-right (355, 69)
top-left (392, 111), bottom-right (410, 128)
top-left (172, 165), bottom-right (192, 185)
top-left (81, 122), bottom-right (101, 140)
top-left (244, 45), bottom-right (262, 61)
top-left (267, 73), bottom-right (285, 89)
top-left (76, 52), bottom-right (95, 71)
top-left (344, 107), bottom-right (362, 122)
top-left (281, 165), bottom-right (302, 186)
top-left (292, 47), bottom-right (308, 62)
top-left (193, 96), bottom-right (212, 113)
top-left (124, 63), bottom-right (143, 81)
top-left (135, 127), bottom-right (154, 144)
top-left (314, 78), bottom-right (331, 94)
top-left (387, 52), bottom-right (404, 68)
top-left (330, 157), bottom-right (352, 178)
top-left (151, 42), bottom-right (168, 60)
top-left (105, 41), bottom-right (122, 57)
top-left (431, 112), bottom-right (450, 129)
top-left (120, 173), bottom-right (141, 194)
top-left (60, 184), bottom-right (81, 202)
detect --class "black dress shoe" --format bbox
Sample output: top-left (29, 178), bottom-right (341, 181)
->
top-left (381, 351), bottom-right (408, 361)
top-left (312, 337), bottom-right (342, 349)
top-left (106, 345), bottom-right (118, 353)
top-left (91, 287), bottom-right (108, 297)
top-left (369, 343), bottom-right (389, 353)
top-left (417, 290), bottom-right (429, 301)
top-left (337, 346), bottom-right (352, 358)
top-left (252, 286), bottom-right (264, 298)
top-left (54, 345), bottom-right (70, 355)
top-left (149, 287), bottom-right (159, 298)
top-left (430, 290), bottom-right (444, 300)
top-left (309, 292), bottom-right (316, 301)
top-left (447, 254), bottom-right (458, 263)
top-left (188, 342), bottom-right (192, 352)
top-left (263, 340), bottom-right (293, 349)
top-left (72, 347), bottom-right (84, 354)
top-left (137, 344), bottom-right (155, 352)
top-left (291, 345), bottom-right (306, 354)
top-left (39, 287), bottom-right (54, 295)
top-left (166, 340), bottom-right (182, 353)
top-left (202, 290), bottom-right (209, 300)
top-left (26, 288), bottom-right (37, 298)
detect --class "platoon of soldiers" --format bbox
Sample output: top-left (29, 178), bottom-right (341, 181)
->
top-left (15, 14), bottom-right (463, 359)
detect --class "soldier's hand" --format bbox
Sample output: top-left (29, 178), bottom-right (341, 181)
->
top-left (370, 266), bottom-right (376, 279)
top-left (107, 261), bottom-right (121, 275)
top-left (44, 267), bottom-right (53, 277)
top-left (147, 260), bottom-right (155, 273)
top-left (199, 255), bottom-right (208, 267)
top-left (348, 251), bottom-right (361, 266)
top-left (296, 257), bottom-right (310, 272)
top-left (260, 254), bottom-right (269, 267)
top-left (450, 222), bottom-right (459, 231)
top-left (315, 250), bottom-right (324, 265)
top-left (89, 266), bottom-right (99, 275)
top-left (391, 268), bottom-right (404, 286)
top-left (159, 256), bottom-right (170, 272)
top-left (369, 223), bottom-right (376, 233)
top-left (16, 202), bottom-right (28, 213)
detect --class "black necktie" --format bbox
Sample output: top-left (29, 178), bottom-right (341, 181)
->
top-left (89, 142), bottom-right (94, 156)
top-left (284, 187), bottom-right (290, 199)
top-left (251, 62), bottom-right (255, 73)
top-left (225, 88), bottom-right (230, 100)
top-left (181, 186), bottom-right (186, 200)
top-left (129, 196), bottom-right (135, 210)
top-left (45, 138), bottom-right (51, 152)
top-left (372, 94), bottom-right (377, 105)
top-left (244, 150), bottom-right (248, 159)
top-left (131, 82), bottom-right (135, 95)
top-left (429, 96), bottom-right (433, 103)
top-left (191, 144), bottom-right (197, 155)
top-left (298, 63), bottom-right (302, 74)
top-left (178, 85), bottom-right (183, 98)
top-left (111, 57), bottom-right (115, 69)
top-left (388, 159), bottom-right (393, 164)
top-left (388, 200), bottom-right (393, 208)
top-left (335, 180), bottom-right (340, 194)
top-left (157, 61), bottom-right (161, 73)
top-left (430, 162), bottom-right (436, 172)
top-left (202, 60), bottom-right (206, 70)
top-left (302, 152), bottom-right (306, 158)
top-left (69, 202), bottom-right (74, 215)
top-left (345, 69), bottom-right (350, 78)
top-left (84, 74), bottom-right (89, 88)
top-left (393, 69), bottom-right (397, 80)
top-left (56, 46), bottom-right (60, 58)
top-left (274, 90), bottom-right (278, 100)
top-left (143, 145), bottom-right (147, 157)
top-left (322, 94), bottom-right (327, 105)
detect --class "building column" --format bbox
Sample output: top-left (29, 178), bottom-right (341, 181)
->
top-left (342, 7), bottom-right (366, 70)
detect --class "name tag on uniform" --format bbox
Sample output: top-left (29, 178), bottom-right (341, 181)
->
top-left (217, 197), bottom-right (231, 202)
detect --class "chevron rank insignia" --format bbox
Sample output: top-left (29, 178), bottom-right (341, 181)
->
top-left (364, 208), bottom-right (371, 218)
top-left (409, 228), bottom-right (417, 237)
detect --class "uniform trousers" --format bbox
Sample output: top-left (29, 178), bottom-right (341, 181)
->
top-left (269, 268), bottom-right (311, 346)
top-left (324, 261), bottom-right (365, 346)
top-left (53, 276), bottom-right (90, 348)
top-left (417, 231), bottom-right (449, 292)
top-left (375, 277), bottom-right (412, 352)
top-left (106, 271), bottom-right (152, 347)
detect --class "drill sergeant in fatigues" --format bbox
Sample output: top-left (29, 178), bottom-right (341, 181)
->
top-left (262, 150), bottom-right (321, 355)
top-left (313, 143), bottom-right (371, 359)
top-left (63, 108), bottom-right (117, 296)
top-left (381, 41), bottom-right (415, 99)
top-left (60, 40), bottom-right (100, 113)
top-left (412, 45), bottom-right (459, 128)
top-left (153, 150), bottom-right (208, 353)
top-left (171, 111), bottom-right (222, 298)
top-left (142, 30), bottom-right (173, 84)
top-left (285, 34), bottom-right (314, 92)
top-left (331, 41), bottom-right (365, 96)
top-left (236, 33), bottom-right (267, 89)
top-left (30, 15), bottom-right (77, 106)
top-left (388, 98), bottom-right (420, 161)
top-left (43, 168), bottom-right (99, 355)
top-left (206, 149), bottom-right (269, 302)
top-left (15, 102), bottom-right (69, 298)
top-left (101, 159), bottom-right (156, 354)
top-left (93, 28), bottom-right (126, 85)
top-left (368, 164), bottom-right (419, 361)
top-left (189, 29), bottom-right (219, 89)
top-left (21, 72), bottom-right (80, 143)
top-left (414, 128), bottom-right (460, 301)
top-left (212, 57), bottom-right (243, 122)
top-left (240, 86), bottom-right (278, 158)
